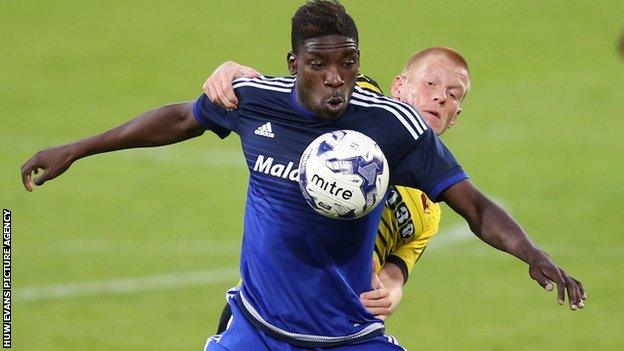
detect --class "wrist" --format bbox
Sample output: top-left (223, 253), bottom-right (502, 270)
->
top-left (67, 141), bottom-right (88, 161)
top-left (525, 247), bottom-right (548, 265)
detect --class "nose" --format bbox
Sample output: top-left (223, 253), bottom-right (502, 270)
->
top-left (433, 90), bottom-right (446, 106)
top-left (324, 67), bottom-right (344, 88)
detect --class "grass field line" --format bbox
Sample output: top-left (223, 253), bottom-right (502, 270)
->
top-left (18, 267), bottom-right (240, 302)
top-left (18, 223), bottom-right (473, 303)
top-left (29, 238), bottom-right (242, 255)
top-left (1, 133), bottom-right (245, 168)
top-left (429, 222), bottom-right (474, 249)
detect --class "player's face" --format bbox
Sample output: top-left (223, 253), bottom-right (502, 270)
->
top-left (288, 35), bottom-right (359, 120)
top-left (391, 55), bottom-right (469, 135)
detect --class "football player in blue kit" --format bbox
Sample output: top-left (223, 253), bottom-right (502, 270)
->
top-left (21, 1), bottom-right (585, 350)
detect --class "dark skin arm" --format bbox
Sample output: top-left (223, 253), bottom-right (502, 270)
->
top-left (20, 102), bottom-right (204, 191)
top-left (440, 179), bottom-right (586, 310)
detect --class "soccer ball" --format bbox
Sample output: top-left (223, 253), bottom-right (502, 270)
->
top-left (298, 130), bottom-right (389, 219)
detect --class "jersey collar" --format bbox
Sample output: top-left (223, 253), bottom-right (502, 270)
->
top-left (289, 83), bottom-right (316, 120)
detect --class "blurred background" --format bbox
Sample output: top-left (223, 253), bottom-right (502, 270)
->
top-left (2, 0), bottom-right (623, 350)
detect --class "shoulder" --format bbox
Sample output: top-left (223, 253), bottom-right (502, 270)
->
top-left (349, 86), bottom-right (429, 141)
top-left (232, 75), bottom-right (295, 94)
top-left (356, 74), bottom-right (383, 94)
top-left (395, 186), bottom-right (440, 216)
top-left (230, 76), bottom-right (294, 109)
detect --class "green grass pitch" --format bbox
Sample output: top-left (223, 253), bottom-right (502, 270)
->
top-left (2, 0), bottom-right (624, 350)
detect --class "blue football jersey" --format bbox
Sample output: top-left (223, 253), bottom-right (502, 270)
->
top-left (193, 76), bottom-right (467, 347)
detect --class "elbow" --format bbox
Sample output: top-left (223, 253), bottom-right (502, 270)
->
top-left (465, 197), bottom-right (488, 238)
top-left (174, 104), bottom-right (205, 139)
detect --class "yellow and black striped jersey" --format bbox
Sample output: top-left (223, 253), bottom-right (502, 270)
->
top-left (373, 186), bottom-right (441, 282)
top-left (356, 74), bottom-right (384, 94)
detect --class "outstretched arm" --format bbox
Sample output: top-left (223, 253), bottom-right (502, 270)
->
top-left (21, 102), bottom-right (204, 191)
top-left (440, 179), bottom-right (586, 310)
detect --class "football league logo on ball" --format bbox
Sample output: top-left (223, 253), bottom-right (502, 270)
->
top-left (299, 130), bottom-right (389, 219)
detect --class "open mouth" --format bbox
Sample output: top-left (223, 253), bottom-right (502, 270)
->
top-left (422, 110), bottom-right (440, 119)
top-left (326, 97), bottom-right (345, 109)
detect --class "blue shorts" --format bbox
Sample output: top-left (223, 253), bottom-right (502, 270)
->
top-left (204, 300), bottom-right (406, 351)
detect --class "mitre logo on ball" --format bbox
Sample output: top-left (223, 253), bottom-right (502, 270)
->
top-left (298, 130), bottom-right (389, 219)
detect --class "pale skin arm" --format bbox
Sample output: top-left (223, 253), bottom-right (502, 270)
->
top-left (20, 103), bottom-right (204, 191)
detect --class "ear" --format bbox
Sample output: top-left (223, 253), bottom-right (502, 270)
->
top-left (390, 75), bottom-right (405, 100)
top-left (287, 52), bottom-right (297, 75)
top-left (449, 108), bottom-right (461, 127)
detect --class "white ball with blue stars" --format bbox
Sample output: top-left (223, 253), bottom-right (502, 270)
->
top-left (298, 130), bottom-right (389, 220)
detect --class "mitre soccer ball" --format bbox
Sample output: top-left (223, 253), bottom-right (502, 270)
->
top-left (298, 130), bottom-right (389, 219)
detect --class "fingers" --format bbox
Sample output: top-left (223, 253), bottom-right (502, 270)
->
top-left (204, 61), bottom-right (254, 110)
top-left (529, 265), bottom-right (553, 291)
top-left (20, 164), bottom-right (34, 191)
top-left (204, 79), bottom-right (219, 105)
top-left (202, 78), bottom-right (215, 102)
top-left (360, 288), bottom-right (388, 301)
top-left (550, 268), bottom-right (585, 311)
top-left (573, 277), bottom-right (587, 300)
top-left (33, 167), bottom-right (53, 186)
top-left (530, 263), bottom-right (567, 305)
top-left (361, 303), bottom-right (391, 318)
top-left (218, 79), bottom-right (238, 110)
top-left (532, 261), bottom-right (587, 311)
top-left (203, 73), bottom-right (238, 110)
top-left (241, 67), bottom-right (260, 78)
top-left (360, 288), bottom-right (391, 319)
top-left (560, 269), bottom-right (584, 310)
top-left (548, 268), bottom-right (566, 306)
top-left (361, 296), bottom-right (392, 308)
top-left (367, 308), bottom-right (391, 319)
top-left (20, 158), bottom-right (41, 192)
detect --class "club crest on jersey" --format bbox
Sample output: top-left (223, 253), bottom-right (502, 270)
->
top-left (253, 154), bottom-right (299, 181)
top-left (254, 122), bottom-right (275, 138)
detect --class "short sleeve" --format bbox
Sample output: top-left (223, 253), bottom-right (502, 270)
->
top-left (192, 94), bottom-right (237, 139)
top-left (390, 129), bottom-right (468, 202)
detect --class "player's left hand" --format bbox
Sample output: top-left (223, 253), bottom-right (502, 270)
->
top-left (360, 273), bottom-right (393, 321)
top-left (203, 61), bottom-right (260, 110)
top-left (528, 251), bottom-right (587, 310)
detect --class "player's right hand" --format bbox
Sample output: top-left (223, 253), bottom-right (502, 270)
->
top-left (360, 272), bottom-right (393, 321)
top-left (203, 61), bottom-right (260, 110)
top-left (20, 145), bottom-right (76, 191)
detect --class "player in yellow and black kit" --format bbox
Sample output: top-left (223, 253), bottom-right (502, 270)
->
top-left (356, 74), bottom-right (441, 281)
top-left (214, 74), bottom-right (442, 332)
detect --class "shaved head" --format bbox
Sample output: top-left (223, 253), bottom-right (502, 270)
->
top-left (402, 47), bottom-right (471, 94)
top-left (390, 46), bottom-right (471, 135)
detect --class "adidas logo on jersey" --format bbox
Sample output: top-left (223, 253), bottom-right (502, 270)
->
top-left (254, 122), bottom-right (275, 138)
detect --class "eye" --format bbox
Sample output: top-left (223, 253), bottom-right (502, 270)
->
top-left (310, 61), bottom-right (325, 70)
top-left (450, 93), bottom-right (457, 99)
top-left (427, 81), bottom-right (435, 86)
top-left (343, 59), bottom-right (356, 69)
